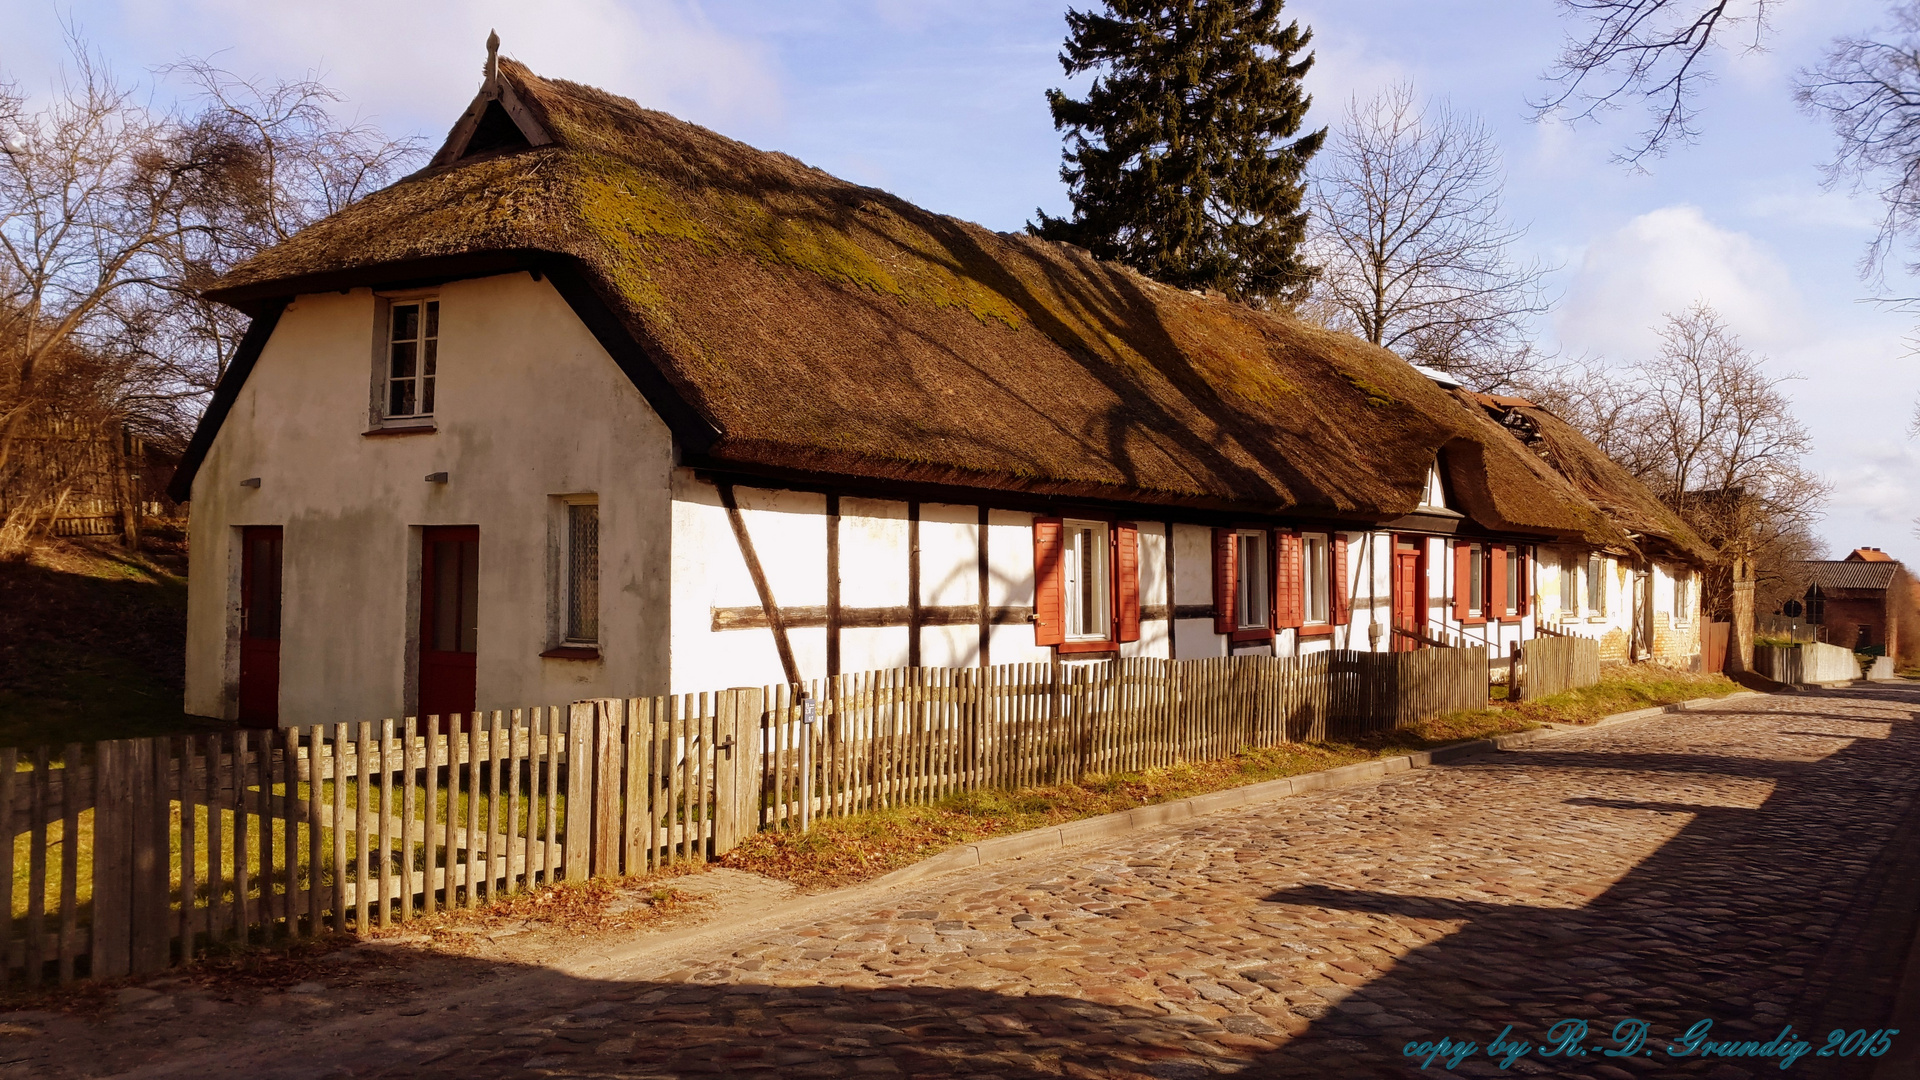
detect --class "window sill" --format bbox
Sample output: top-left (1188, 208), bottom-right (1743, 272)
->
top-left (1461, 617), bottom-right (1487, 627)
top-left (1058, 639), bottom-right (1119, 655)
top-left (363, 424), bottom-right (437, 438)
top-left (1229, 628), bottom-right (1275, 645)
top-left (1586, 616), bottom-right (1610, 624)
top-left (1299, 623), bottom-right (1334, 637)
top-left (540, 646), bottom-right (601, 661)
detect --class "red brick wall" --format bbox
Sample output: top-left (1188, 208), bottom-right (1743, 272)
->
top-left (1822, 597), bottom-right (1887, 652)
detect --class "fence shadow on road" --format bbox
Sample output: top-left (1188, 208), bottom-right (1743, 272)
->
top-left (1245, 701), bottom-right (1920, 1078)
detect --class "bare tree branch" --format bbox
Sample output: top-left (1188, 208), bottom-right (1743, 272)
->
top-left (1305, 84), bottom-right (1556, 393)
top-left (1537, 0), bottom-right (1778, 164)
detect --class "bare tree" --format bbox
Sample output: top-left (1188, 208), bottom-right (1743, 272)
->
top-left (153, 60), bottom-right (421, 390)
top-left (0, 47), bottom-right (194, 493)
top-left (1538, 0), bottom-right (1779, 163)
top-left (1798, 4), bottom-right (1920, 284)
top-left (1524, 303), bottom-right (1827, 620)
top-left (0, 40), bottom-right (419, 552)
top-left (1307, 84), bottom-right (1554, 392)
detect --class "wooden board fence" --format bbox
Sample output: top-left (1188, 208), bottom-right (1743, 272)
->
top-left (1517, 636), bottom-right (1602, 699)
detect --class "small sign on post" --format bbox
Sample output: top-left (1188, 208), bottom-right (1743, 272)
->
top-left (799, 693), bottom-right (815, 833)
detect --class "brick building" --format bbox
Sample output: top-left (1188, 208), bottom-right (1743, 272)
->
top-left (1804, 549), bottom-right (1911, 656)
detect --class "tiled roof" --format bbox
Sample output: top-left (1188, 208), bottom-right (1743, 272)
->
top-left (1805, 560), bottom-right (1901, 591)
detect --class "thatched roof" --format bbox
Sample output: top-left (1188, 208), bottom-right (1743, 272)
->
top-left (196, 58), bottom-right (1625, 542)
top-left (1467, 393), bottom-right (1714, 566)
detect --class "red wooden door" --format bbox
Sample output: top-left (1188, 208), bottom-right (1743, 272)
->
top-left (1392, 546), bottom-right (1423, 651)
top-left (420, 527), bottom-right (479, 720)
top-left (238, 526), bottom-right (283, 727)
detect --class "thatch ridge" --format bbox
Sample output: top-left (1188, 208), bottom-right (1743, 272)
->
top-left (205, 58), bottom-right (1628, 543)
top-left (1471, 395), bottom-right (1712, 565)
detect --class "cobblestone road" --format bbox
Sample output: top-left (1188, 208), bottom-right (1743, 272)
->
top-left (11, 687), bottom-right (1920, 1079)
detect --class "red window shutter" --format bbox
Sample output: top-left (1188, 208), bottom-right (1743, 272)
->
top-left (1489, 545), bottom-right (1507, 619)
top-left (1212, 528), bottom-right (1237, 634)
top-left (1517, 548), bottom-right (1531, 616)
top-left (1332, 533), bottom-right (1350, 625)
top-left (1277, 531), bottom-right (1303, 629)
top-left (1115, 522), bottom-right (1141, 642)
top-left (1453, 542), bottom-right (1471, 620)
top-left (1033, 517), bottom-right (1065, 647)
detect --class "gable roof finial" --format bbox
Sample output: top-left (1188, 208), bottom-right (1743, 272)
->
top-left (485, 30), bottom-right (500, 94)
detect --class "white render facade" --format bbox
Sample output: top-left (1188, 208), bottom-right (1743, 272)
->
top-left (183, 271), bottom-right (1611, 729)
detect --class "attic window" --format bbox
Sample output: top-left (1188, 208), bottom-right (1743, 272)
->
top-left (461, 99), bottom-right (532, 159)
top-left (384, 299), bottom-right (438, 421)
top-left (1420, 463), bottom-right (1448, 510)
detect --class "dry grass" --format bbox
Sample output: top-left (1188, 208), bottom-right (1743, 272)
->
top-left (720, 709), bottom-right (1540, 891)
top-left (365, 866), bottom-right (708, 950)
top-left (1494, 663), bottom-right (1741, 726)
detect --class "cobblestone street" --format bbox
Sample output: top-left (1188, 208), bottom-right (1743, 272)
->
top-left (9, 687), bottom-right (1920, 1079)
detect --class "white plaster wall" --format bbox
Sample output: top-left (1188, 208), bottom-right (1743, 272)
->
top-left (986, 509), bottom-right (1050, 667)
top-left (1172, 523), bottom-right (1225, 660)
top-left (667, 480), bottom-right (825, 694)
top-left (185, 273), bottom-right (673, 726)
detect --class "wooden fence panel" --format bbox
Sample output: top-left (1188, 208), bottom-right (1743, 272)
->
top-left (1518, 636), bottom-right (1601, 699)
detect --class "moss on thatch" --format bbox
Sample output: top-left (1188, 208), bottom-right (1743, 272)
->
top-left (205, 59), bottom-right (1630, 544)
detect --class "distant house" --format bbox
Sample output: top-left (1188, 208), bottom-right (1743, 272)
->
top-left (1464, 391), bottom-right (1716, 667)
top-left (1803, 548), bottom-right (1913, 656)
top-left (168, 50), bottom-right (1710, 727)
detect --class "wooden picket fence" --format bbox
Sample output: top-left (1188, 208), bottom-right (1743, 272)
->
top-left (755, 650), bottom-right (1488, 829)
top-left (1, 693), bottom-right (759, 987)
top-left (3, 648), bottom-right (1488, 986)
top-left (1517, 635), bottom-right (1602, 699)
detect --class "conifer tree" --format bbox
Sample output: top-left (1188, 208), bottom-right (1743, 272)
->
top-left (1032, 0), bottom-right (1324, 305)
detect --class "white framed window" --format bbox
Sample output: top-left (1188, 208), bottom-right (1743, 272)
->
top-left (546, 495), bottom-right (601, 648)
top-left (1504, 551), bottom-right (1520, 616)
top-left (1236, 529), bottom-right (1269, 629)
top-left (1303, 533), bottom-right (1331, 624)
top-left (1560, 560), bottom-right (1578, 616)
top-left (1062, 519), bottom-right (1110, 641)
top-left (1420, 463), bottom-right (1448, 509)
top-left (1587, 554), bottom-right (1606, 616)
top-left (1674, 570), bottom-right (1691, 622)
top-left (1468, 543), bottom-right (1485, 617)
top-left (383, 297), bottom-right (439, 421)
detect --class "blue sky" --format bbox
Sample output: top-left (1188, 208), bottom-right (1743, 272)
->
top-left (4, 0), bottom-right (1914, 564)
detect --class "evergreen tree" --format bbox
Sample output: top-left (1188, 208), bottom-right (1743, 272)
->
top-left (1032, 0), bottom-right (1324, 305)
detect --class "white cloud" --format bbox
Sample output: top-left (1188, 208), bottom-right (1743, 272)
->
top-left (6, 0), bottom-right (783, 140)
top-left (1555, 204), bottom-right (1801, 360)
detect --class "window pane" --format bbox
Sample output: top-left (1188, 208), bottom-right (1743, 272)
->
top-left (1469, 546), bottom-right (1483, 613)
top-left (424, 338), bottom-right (437, 377)
top-left (1238, 533), bottom-right (1267, 628)
top-left (433, 541), bottom-right (461, 652)
top-left (425, 300), bottom-right (439, 339)
top-left (392, 303), bottom-right (419, 342)
top-left (421, 376), bottom-right (435, 415)
top-left (567, 503), bottom-right (600, 642)
top-left (1506, 557), bottom-right (1519, 614)
top-left (1313, 538), bottom-right (1331, 623)
top-left (247, 535), bottom-right (281, 640)
top-left (1078, 527), bottom-right (1097, 636)
top-left (389, 378), bottom-right (415, 417)
top-left (458, 539), bottom-right (479, 653)
top-left (390, 340), bottom-right (417, 379)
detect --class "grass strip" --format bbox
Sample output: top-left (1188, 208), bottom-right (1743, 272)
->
top-left (720, 709), bottom-right (1542, 891)
top-left (1490, 663), bottom-right (1741, 726)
